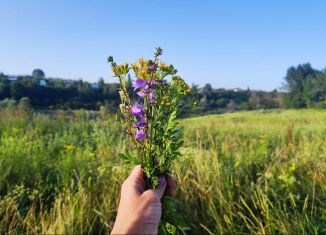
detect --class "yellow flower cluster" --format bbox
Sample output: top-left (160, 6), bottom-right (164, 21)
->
top-left (160, 62), bottom-right (177, 76)
top-left (132, 58), bottom-right (151, 80)
top-left (112, 63), bottom-right (129, 75)
top-left (161, 95), bottom-right (169, 105)
top-left (132, 59), bottom-right (177, 80)
top-left (172, 76), bottom-right (191, 95)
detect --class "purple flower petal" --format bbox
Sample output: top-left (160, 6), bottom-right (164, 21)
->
top-left (133, 78), bottom-right (147, 90)
top-left (136, 90), bottom-right (147, 97)
top-left (134, 117), bottom-right (147, 128)
top-left (135, 129), bottom-right (146, 140)
top-left (131, 104), bottom-right (144, 117)
top-left (149, 89), bottom-right (155, 103)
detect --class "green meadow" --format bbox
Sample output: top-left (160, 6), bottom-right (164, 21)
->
top-left (0, 108), bottom-right (326, 234)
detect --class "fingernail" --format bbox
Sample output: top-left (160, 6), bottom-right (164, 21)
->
top-left (159, 176), bottom-right (166, 186)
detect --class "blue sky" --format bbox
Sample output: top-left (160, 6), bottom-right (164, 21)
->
top-left (1, 0), bottom-right (325, 91)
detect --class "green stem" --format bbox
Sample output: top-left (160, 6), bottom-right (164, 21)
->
top-left (118, 74), bottom-right (141, 161)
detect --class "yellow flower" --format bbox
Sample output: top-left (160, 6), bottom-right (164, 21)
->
top-left (64, 145), bottom-right (76, 151)
top-left (138, 58), bottom-right (146, 67)
top-left (161, 96), bottom-right (169, 105)
top-left (132, 64), bottom-right (139, 74)
top-left (112, 66), bottom-right (118, 74)
top-left (123, 63), bottom-right (129, 70)
top-left (289, 163), bottom-right (296, 174)
top-left (159, 62), bottom-right (168, 70)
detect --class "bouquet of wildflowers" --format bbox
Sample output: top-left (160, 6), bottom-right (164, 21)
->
top-left (108, 48), bottom-right (190, 234)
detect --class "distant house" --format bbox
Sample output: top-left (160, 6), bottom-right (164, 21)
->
top-left (233, 88), bottom-right (243, 92)
top-left (63, 79), bottom-right (76, 86)
top-left (39, 80), bottom-right (47, 87)
top-left (8, 75), bottom-right (18, 81)
top-left (91, 83), bottom-right (99, 90)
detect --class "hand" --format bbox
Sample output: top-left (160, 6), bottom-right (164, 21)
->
top-left (111, 165), bottom-right (177, 235)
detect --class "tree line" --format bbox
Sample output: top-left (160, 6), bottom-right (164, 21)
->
top-left (0, 63), bottom-right (325, 114)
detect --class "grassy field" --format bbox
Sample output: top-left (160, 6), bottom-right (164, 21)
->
top-left (0, 108), bottom-right (326, 234)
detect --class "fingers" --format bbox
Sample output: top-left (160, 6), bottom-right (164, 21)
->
top-left (127, 167), bottom-right (177, 198)
top-left (142, 176), bottom-right (166, 201)
top-left (165, 175), bottom-right (177, 196)
top-left (153, 176), bottom-right (167, 199)
top-left (126, 165), bottom-right (146, 195)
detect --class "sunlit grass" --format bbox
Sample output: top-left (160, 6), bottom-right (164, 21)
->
top-left (0, 108), bottom-right (325, 234)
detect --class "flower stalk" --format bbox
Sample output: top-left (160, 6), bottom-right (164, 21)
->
top-left (108, 48), bottom-right (191, 234)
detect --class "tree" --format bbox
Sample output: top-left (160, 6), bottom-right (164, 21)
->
top-left (10, 82), bottom-right (25, 99)
top-left (19, 97), bottom-right (32, 110)
top-left (283, 63), bottom-right (316, 108)
top-left (0, 83), bottom-right (10, 99)
top-left (303, 73), bottom-right (326, 107)
top-left (32, 69), bottom-right (45, 78)
top-left (227, 100), bottom-right (237, 112)
top-left (126, 74), bottom-right (133, 91)
top-left (283, 63), bottom-right (326, 108)
top-left (202, 83), bottom-right (213, 97)
top-left (249, 91), bottom-right (260, 109)
top-left (98, 77), bottom-right (105, 92)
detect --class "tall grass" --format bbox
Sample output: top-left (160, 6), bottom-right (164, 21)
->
top-left (0, 108), bottom-right (326, 234)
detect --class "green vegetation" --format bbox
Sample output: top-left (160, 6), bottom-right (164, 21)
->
top-left (0, 71), bottom-right (282, 113)
top-left (1, 62), bottom-right (325, 113)
top-left (284, 63), bottom-right (326, 109)
top-left (0, 108), bottom-right (325, 234)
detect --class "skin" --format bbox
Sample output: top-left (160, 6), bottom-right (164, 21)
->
top-left (111, 165), bottom-right (177, 235)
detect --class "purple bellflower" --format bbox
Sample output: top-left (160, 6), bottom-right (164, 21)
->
top-left (136, 90), bottom-right (147, 97)
top-left (133, 78), bottom-right (147, 90)
top-left (135, 129), bottom-right (146, 140)
top-left (134, 117), bottom-right (147, 128)
top-left (131, 104), bottom-right (144, 117)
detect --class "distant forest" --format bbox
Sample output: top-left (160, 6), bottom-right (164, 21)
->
top-left (0, 63), bottom-right (325, 115)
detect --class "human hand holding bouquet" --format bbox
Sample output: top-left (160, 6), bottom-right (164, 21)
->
top-left (111, 165), bottom-right (177, 234)
top-left (109, 48), bottom-right (191, 234)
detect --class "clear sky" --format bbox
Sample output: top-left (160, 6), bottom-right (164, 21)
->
top-left (1, 0), bottom-right (325, 91)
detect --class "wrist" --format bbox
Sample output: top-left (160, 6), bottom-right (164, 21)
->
top-left (111, 214), bottom-right (140, 234)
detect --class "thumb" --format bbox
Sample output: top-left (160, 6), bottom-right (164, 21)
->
top-left (127, 165), bottom-right (146, 194)
top-left (128, 165), bottom-right (143, 181)
top-left (146, 176), bottom-right (166, 200)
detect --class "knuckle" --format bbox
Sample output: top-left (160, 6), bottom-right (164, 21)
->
top-left (143, 191), bottom-right (157, 202)
top-left (121, 179), bottom-right (129, 189)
